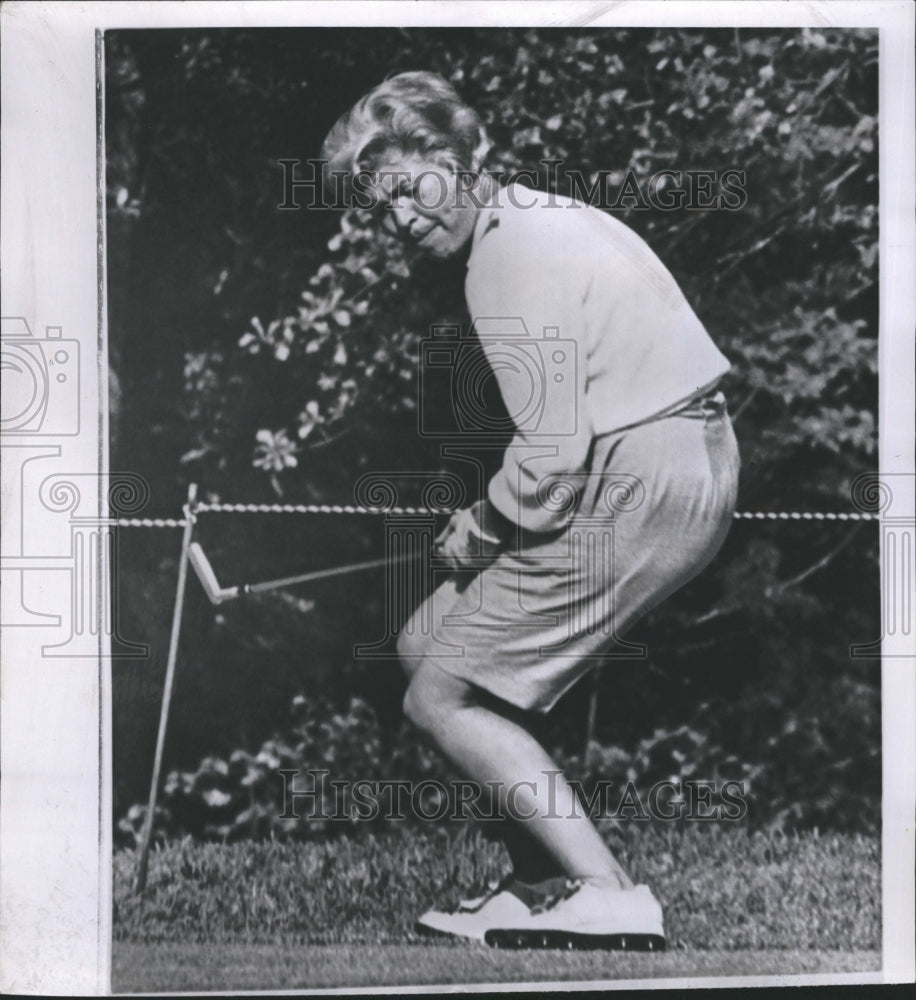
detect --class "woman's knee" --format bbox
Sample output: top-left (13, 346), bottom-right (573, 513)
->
top-left (395, 624), bottom-right (427, 679)
top-left (402, 667), bottom-right (439, 734)
top-left (402, 662), bottom-right (467, 737)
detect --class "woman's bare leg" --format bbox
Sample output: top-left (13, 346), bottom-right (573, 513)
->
top-left (403, 659), bottom-right (633, 889)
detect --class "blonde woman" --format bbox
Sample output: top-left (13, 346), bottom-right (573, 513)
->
top-left (322, 72), bottom-right (739, 949)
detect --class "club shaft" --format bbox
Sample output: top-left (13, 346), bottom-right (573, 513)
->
top-left (246, 550), bottom-right (418, 594)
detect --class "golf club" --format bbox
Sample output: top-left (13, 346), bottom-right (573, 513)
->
top-left (188, 541), bottom-right (429, 605)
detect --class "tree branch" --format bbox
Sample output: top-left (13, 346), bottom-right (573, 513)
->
top-left (730, 386), bottom-right (760, 424)
top-left (714, 224), bottom-right (788, 277)
top-left (686, 523), bottom-right (866, 629)
top-left (769, 522), bottom-right (864, 595)
top-left (303, 427), bottom-right (351, 451)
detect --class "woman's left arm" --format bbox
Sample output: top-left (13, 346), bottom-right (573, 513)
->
top-left (464, 231), bottom-right (594, 536)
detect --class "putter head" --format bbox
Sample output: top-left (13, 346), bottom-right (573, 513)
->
top-left (188, 542), bottom-right (237, 604)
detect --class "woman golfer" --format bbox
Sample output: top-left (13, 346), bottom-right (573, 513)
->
top-left (322, 72), bottom-right (739, 949)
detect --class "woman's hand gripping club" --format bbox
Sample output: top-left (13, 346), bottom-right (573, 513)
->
top-left (434, 499), bottom-right (509, 571)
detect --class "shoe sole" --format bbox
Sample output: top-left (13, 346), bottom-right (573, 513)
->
top-left (414, 920), bottom-right (486, 944)
top-left (484, 929), bottom-right (666, 951)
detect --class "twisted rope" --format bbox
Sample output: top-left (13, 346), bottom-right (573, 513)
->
top-left (114, 505), bottom-right (880, 527)
top-left (116, 517), bottom-right (189, 528)
top-left (732, 511), bottom-right (877, 521)
top-left (196, 502), bottom-right (433, 516)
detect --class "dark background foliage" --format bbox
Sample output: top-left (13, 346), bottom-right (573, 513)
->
top-left (106, 27), bottom-right (880, 839)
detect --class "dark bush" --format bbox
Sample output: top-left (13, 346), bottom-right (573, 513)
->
top-left (108, 27), bottom-right (879, 834)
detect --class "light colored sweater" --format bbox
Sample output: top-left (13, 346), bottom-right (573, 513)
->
top-left (464, 184), bottom-right (731, 533)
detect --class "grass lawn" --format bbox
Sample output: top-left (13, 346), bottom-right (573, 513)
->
top-left (113, 823), bottom-right (880, 992)
top-left (113, 943), bottom-right (881, 992)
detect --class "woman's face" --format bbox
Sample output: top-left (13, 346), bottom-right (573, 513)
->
top-left (366, 152), bottom-right (480, 260)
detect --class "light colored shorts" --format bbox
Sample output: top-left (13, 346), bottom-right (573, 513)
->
top-left (398, 391), bottom-right (740, 713)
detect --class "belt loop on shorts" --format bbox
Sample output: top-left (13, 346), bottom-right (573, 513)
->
top-left (669, 387), bottom-right (727, 422)
top-left (700, 389), bottom-right (727, 424)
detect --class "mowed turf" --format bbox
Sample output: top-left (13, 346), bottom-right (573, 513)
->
top-left (113, 823), bottom-right (880, 991)
top-left (113, 943), bottom-right (881, 992)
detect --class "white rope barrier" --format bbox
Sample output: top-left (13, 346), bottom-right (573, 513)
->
top-left (117, 517), bottom-right (190, 528)
top-left (731, 511), bottom-right (877, 521)
top-left (197, 502), bottom-right (431, 515)
top-left (115, 506), bottom-right (880, 527)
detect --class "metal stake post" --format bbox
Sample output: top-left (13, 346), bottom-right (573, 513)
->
top-left (134, 482), bottom-right (197, 892)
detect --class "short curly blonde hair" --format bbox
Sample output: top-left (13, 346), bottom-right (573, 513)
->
top-left (321, 71), bottom-right (490, 183)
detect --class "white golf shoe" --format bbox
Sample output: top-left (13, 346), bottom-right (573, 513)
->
top-left (417, 878), bottom-right (665, 950)
top-left (415, 881), bottom-right (532, 943)
top-left (483, 882), bottom-right (667, 951)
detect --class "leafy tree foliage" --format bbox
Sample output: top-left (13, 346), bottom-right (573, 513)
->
top-left (107, 27), bottom-right (879, 832)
